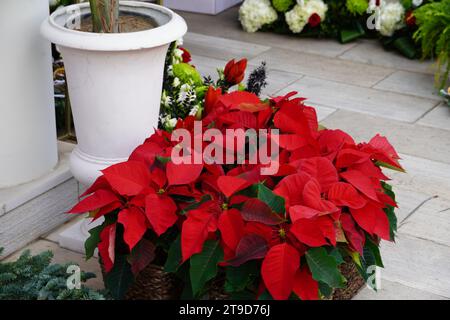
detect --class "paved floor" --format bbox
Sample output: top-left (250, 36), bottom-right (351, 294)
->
top-left (6, 5), bottom-right (450, 299)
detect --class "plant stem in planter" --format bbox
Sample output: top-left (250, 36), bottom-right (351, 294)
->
top-left (89, 0), bottom-right (120, 33)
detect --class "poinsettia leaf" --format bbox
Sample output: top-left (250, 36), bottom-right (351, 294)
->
top-left (180, 194), bottom-right (212, 215)
top-left (298, 157), bottom-right (338, 192)
top-left (98, 223), bottom-right (116, 273)
top-left (376, 161), bottom-right (405, 173)
top-left (305, 247), bottom-right (345, 289)
top-left (328, 247), bottom-right (345, 265)
top-left (290, 218), bottom-right (330, 247)
top-left (327, 182), bottom-right (367, 209)
top-left (84, 224), bottom-right (103, 260)
top-left (128, 239), bottom-right (155, 275)
top-left (118, 207), bottom-right (147, 251)
top-left (218, 209), bottom-right (245, 251)
top-left (217, 176), bottom-right (249, 198)
top-left (164, 235), bottom-right (182, 273)
top-left (104, 254), bottom-right (134, 300)
top-left (224, 261), bottom-right (258, 293)
top-left (241, 198), bottom-right (284, 225)
top-left (102, 161), bottom-right (151, 196)
top-left (190, 240), bottom-right (224, 297)
top-left (69, 189), bottom-right (119, 214)
top-left (181, 209), bottom-right (217, 262)
top-left (340, 169), bottom-right (379, 202)
top-left (167, 162), bottom-right (203, 186)
top-left (257, 183), bottom-right (285, 215)
top-left (227, 234), bottom-right (268, 267)
top-left (293, 266), bottom-right (319, 300)
top-left (145, 193), bottom-right (178, 236)
top-left (261, 243), bottom-right (300, 300)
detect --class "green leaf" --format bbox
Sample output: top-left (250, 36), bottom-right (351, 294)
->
top-left (104, 255), bottom-right (134, 300)
top-left (376, 161), bottom-right (406, 172)
top-left (382, 182), bottom-right (398, 240)
top-left (257, 290), bottom-right (273, 300)
top-left (224, 261), bottom-right (258, 293)
top-left (318, 281), bottom-right (333, 298)
top-left (364, 238), bottom-right (384, 268)
top-left (328, 247), bottom-right (345, 265)
top-left (257, 183), bottom-right (285, 214)
top-left (180, 195), bottom-right (212, 215)
top-left (189, 240), bottom-right (223, 297)
top-left (392, 36), bottom-right (417, 59)
top-left (84, 225), bottom-right (103, 260)
top-left (164, 235), bottom-right (182, 273)
top-left (306, 247), bottom-right (345, 289)
top-left (156, 155), bottom-right (171, 164)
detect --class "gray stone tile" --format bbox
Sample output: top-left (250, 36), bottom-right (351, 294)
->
top-left (374, 71), bottom-right (441, 100)
top-left (321, 110), bottom-right (450, 164)
top-left (354, 279), bottom-right (448, 300)
top-left (4, 240), bottom-right (104, 290)
top-left (178, 7), bottom-right (356, 58)
top-left (380, 233), bottom-right (450, 298)
top-left (389, 154), bottom-right (450, 202)
top-left (394, 187), bottom-right (431, 224)
top-left (282, 78), bottom-right (437, 122)
top-left (184, 32), bottom-right (271, 61)
top-left (191, 54), bottom-right (227, 81)
top-left (339, 40), bottom-right (434, 74)
top-left (399, 196), bottom-right (450, 247)
top-left (418, 103), bottom-right (450, 130)
top-left (249, 48), bottom-right (394, 87)
top-left (314, 104), bottom-right (337, 122)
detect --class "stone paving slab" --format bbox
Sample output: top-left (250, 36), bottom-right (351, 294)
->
top-left (393, 187), bottom-right (432, 223)
top-left (354, 279), bottom-right (448, 300)
top-left (380, 233), bottom-right (450, 298)
top-left (184, 32), bottom-right (271, 61)
top-left (321, 110), bottom-right (450, 164)
top-left (339, 39), bottom-right (434, 74)
top-left (399, 196), bottom-right (450, 247)
top-left (417, 103), bottom-right (450, 130)
top-left (178, 8), bottom-right (357, 58)
top-left (279, 78), bottom-right (437, 122)
top-left (374, 70), bottom-right (441, 101)
top-left (249, 48), bottom-right (394, 88)
top-left (4, 239), bottom-right (104, 290)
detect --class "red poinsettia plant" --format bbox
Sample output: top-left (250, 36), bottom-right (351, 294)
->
top-left (70, 62), bottom-right (403, 300)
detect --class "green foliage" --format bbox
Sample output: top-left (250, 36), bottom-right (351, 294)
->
top-left (224, 261), bottom-right (258, 293)
top-left (414, 0), bottom-right (450, 89)
top-left (189, 240), bottom-right (223, 297)
top-left (103, 254), bottom-right (134, 300)
top-left (272, 0), bottom-right (295, 13)
top-left (173, 63), bottom-right (203, 86)
top-left (0, 249), bottom-right (105, 300)
top-left (257, 183), bottom-right (286, 215)
top-left (346, 0), bottom-right (369, 15)
top-left (305, 247), bottom-right (345, 289)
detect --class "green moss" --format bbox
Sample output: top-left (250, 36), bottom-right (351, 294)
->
top-left (172, 63), bottom-right (203, 86)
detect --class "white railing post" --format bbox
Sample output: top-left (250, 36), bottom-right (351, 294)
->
top-left (0, 0), bottom-right (58, 187)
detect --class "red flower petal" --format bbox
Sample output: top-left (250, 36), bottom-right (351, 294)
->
top-left (289, 205), bottom-right (322, 222)
top-left (297, 157), bottom-right (338, 192)
top-left (274, 172), bottom-right (310, 208)
top-left (340, 213), bottom-right (365, 255)
top-left (181, 208), bottom-right (218, 262)
top-left (293, 266), bottom-right (319, 300)
top-left (145, 193), bottom-right (178, 236)
top-left (290, 217), bottom-right (335, 247)
top-left (341, 169), bottom-right (380, 202)
top-left (217, 175), bottom-right (249, 198)
top-left (261, 243), bottom-right (300, 300)
top-left (328, 182), bottom-right (367, 209)
top-left (98, 223), bottom-right (116, 273)
top-left (166, 162), bottom-right (203, 186)
top-left (69, 189), bottom-right (119, 214)
top-left (102, 161), bottom-right (151, 196)
top-left (350, 201), bottom-right (390, 240)
top-left (118, 207), bottom-right (147, 250)
top-left (336, 149), bottom-right (370, 168)
top-left (218, 209), bottom-right (245, 251)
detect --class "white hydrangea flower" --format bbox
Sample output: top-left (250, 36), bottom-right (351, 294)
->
top-left (285, 0), bottom-right (328, 34)
top-left (161, 115), bottom-right (178, 130)
top-left (177, 84), bottom-right (191, 103)
top-left (379, 1), bottom-right (405, 37)
top-left (239, 0), bottom-right (278, 33)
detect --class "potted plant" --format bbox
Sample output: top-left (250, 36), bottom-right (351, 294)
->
top-left (41, 0), bottom-right (187, 186)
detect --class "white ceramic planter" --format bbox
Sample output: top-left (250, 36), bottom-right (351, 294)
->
top-left (0, 0), bottom-right (58, 188)
top-left (41, 1), bottom-right (187, 186)
top-left (164, 0), bottom-right (242, 15)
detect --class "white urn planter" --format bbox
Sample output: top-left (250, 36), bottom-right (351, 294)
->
top-left (0, 0), bottom-right (58, 188)
top-left (41, 1), bottom-right (187, 186)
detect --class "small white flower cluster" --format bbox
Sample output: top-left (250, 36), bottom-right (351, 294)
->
top-left (375, 1), bottom-right (405, 37)
top-left (285, 0), bottom-right (328, 34)
top-left (239, 0), bottom-right (278, 33)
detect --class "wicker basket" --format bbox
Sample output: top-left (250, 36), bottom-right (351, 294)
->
top-left (119, 260), bottom-right (365, 300)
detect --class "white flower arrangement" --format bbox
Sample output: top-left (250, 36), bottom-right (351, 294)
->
top-left (239, 0), bottom-right (278, 33)
top-left (378, 1), bottom-right (405, 37)
top-left (285, 0), bottom-right (328, 34)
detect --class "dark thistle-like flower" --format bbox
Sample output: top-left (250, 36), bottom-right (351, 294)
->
top-left (246, 61), bottom-right (268, 97)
